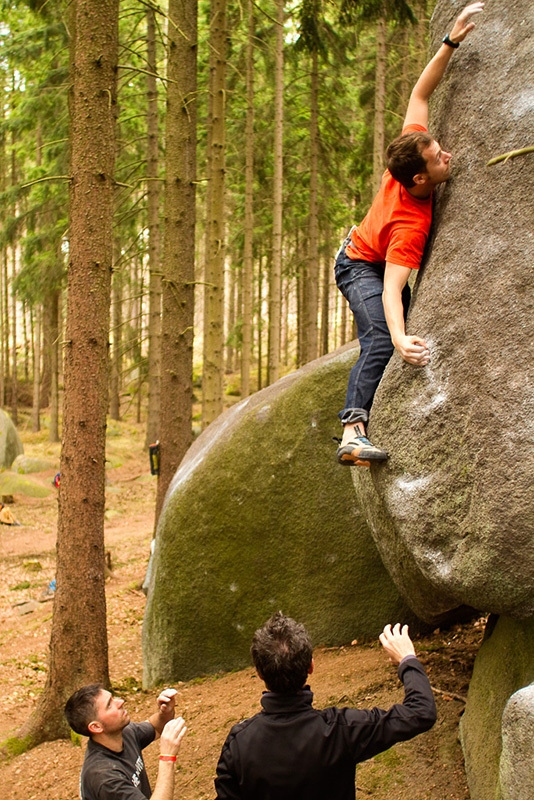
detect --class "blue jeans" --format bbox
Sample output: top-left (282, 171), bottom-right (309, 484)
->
top-left (335, 249), bottom-right (411, 425)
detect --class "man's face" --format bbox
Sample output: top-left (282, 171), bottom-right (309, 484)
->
top-left (93, 689), bottom-right (130, 734)
top-left (421, 139), bottom-right (452, 185)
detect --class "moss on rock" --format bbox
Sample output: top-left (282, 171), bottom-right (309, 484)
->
top-left (143, 345), bottom-right (428, 685)
top-left (459, 616), bottom-right (534, 800)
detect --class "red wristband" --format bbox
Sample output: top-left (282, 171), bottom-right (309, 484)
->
top-left (159, 755), bottom-right (177, 762)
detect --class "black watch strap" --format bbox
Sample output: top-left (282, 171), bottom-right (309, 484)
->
top-left (442, 33), bottom-right (460, 48)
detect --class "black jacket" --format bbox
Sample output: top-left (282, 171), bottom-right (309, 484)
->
top-left (214, 657), bottom-right (436, 799)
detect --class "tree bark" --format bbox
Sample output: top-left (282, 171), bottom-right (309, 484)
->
top-left (144, 5), bottom-right (162, 449)
top-left (10, 243), bottom-right (18, 425)
top-left (48, 289), bottom-right (61, 443)
top-left (32, 305), bottom-right (41, 433)
top-left (372, 15), bottom-right (387, 194)
top-left (155, 0), bottom-right (198, 521)
top-left (109, 239), bottom-right (122, 421)
top-left (267, 0), bottom-right (284, 385)
top-left (18, 0), bottom-right (119, 746)
top-left (241, 0), bottom-right (255, 398)
top-left (300, 48), bottom-right (319, 365)
top-left (202, 0), bottom-right (227, 425)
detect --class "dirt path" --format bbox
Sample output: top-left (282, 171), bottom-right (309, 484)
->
top-left (0, 420), bottom-right (481, 799)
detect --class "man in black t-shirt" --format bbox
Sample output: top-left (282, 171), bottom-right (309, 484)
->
top-left (65, 684), bottom-right (187, 800)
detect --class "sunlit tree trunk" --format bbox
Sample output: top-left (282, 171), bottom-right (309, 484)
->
top-left (2, 252), bottom-right (9, 403)
top-left (144, 5), bottom-right (162, 448)
top-left (267, 0), bottom-right (284, 385)
top-left (32, 305), bottom-right (41, 433)
top-left (47, 288), bottom-right (61, 443)
top-left (155, 0), bottom-right (198, 521)
top-left (10, 245), bottom-right (18, 425)
top-left (10, 131), bottom-right (18, 424)
top-left (202, 0), bottom-right (227, 425)
top-left (320, 247), bottom-right (330, 355)
top-left (372, 14), bottom-right (387, 194)
top-left (301, 48), bottom-right (319, 365)
top-left (18, 0), bottom-right (119, 745)
top-left (110, 239), bottom-right (122, 421)
top-left (241, 0), bottom-right (254, 398)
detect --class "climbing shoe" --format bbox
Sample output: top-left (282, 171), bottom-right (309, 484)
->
top-left (336, 433), bottom-right (389, 466)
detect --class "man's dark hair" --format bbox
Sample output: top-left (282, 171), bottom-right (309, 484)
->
top-left (251, 612), bottom-right (313, 694)
top-left (64, 683), bottom-right (104, 737)
top-left (386, 130), bottom-right (433, 188)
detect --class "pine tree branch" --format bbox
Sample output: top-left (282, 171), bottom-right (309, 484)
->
top-left (20, 175), bottom-right (71, 189)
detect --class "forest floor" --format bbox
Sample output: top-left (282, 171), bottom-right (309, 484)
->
top-left (0, 414), bottom-right (484, 799)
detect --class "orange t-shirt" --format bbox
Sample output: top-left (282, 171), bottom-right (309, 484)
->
top-left (345, 124), bottom-right (432, 270)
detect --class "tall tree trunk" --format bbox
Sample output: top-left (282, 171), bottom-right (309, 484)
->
top-left (202, 0), bottom-right (227, 426)
top-left (320, 247), bottom-right (330, 355)
top-left (257, 250), bottom-right (263, 390)
top-left (241, 0), bottom-right (254, 398)
top-left (301, 48), bottom-right (319, 365)
top-left (32, 305), bottom-right (41, 433)
top-left (372, 14), bottom-right (387, 194)
top-left (144, 6), bottom-right (162, 449)
top-left (136, 252), bottom-right (144, 424)
top-left (267, 0), bottom-right (284, 385)
top-left (10, 132), bottom-right (18, 424)
top-left (225, 265), bottom-right (235, 374)
top-left (109, 240), bottom-right (122, 421)
top-left (11, 245), bottom-right (18, 425)
top-left (155, 0), bottom-right (197, 521)
top-left (2, 250), bottom-right (9, 402)
top-left (19, 0), bottom-right (119, 746)
top-left (48, 289), bottom-right (61, 443)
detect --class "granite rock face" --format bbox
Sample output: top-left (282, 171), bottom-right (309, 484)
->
top-left (0, 409), bottom-right (23, 469)
top-left (499, 683), bottom-right (534, 800)
top-left (143, 344), bottom-right (428, 685)
top-left (354, 0), bottom-right (534, 621)
top-left (459, 616), bottom-right (534, 800)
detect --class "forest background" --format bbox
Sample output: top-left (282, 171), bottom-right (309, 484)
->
top-left (0, 0), bottom-right (438, 748)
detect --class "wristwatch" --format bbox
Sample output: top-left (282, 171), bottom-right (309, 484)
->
top-left (442, 33), bottom-right (460, 48)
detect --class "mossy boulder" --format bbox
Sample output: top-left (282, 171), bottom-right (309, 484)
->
top-left (499, 683), bottom-right (534, 800)
top-left (0, 409), bottom-right (23, 468)
top-left (459, 616), bottom-right (534, 800)
top-left (143, 344), bottom-right (428, 685)
top-left (351, 0), bottom-right (534, 621)
top-left (11, 455), bottom-right (55, 474)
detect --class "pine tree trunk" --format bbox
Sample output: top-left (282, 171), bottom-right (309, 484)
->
top-left (18, 0), bottom-right (119, 746)
top-left (144, 6), bottom-right (162, 449)
top-left (241, 0), bottom-right (254, 398)
top-left (267, 0), bottom-right (284, 385)
top-left (372, 15), bottom-right (387, 194)
top-left (2, 251), bottom-right (9, 401)
top-left (320, 248), bottom-right (330, 355)
top-left (155, 0), bottom-right (197, 521)
top-left (110, 240), bottom-right (122, 421)
top-left (301, 49), bottom-right (319, 365)
top-left (225, 266), bottom-right (235, 374)
top-left (10, 132), bottom-right (18, 424)
top-left (32, 305), bottom-right (41, 433)
top-left (48, 289), bottom-right (61, 442)
top-left (11, 245), bottom-right (18, 425)
top-left (202, 0), bottom-right (227, 425)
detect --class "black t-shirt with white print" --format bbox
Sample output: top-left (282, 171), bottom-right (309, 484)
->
top-left (80, 721), bottom-right (156, 800)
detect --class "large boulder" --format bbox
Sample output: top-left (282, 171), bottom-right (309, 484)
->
top-left (499, 683), bottom-right (534, 800)
top-left (459, 616), bottom-right (534, 800)
top-left (143, 344), bottom-right (429, 685)
top-left (353, 0), bottom-right (534, 621)
top-left (0, 409), bottom-right (23, 468)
